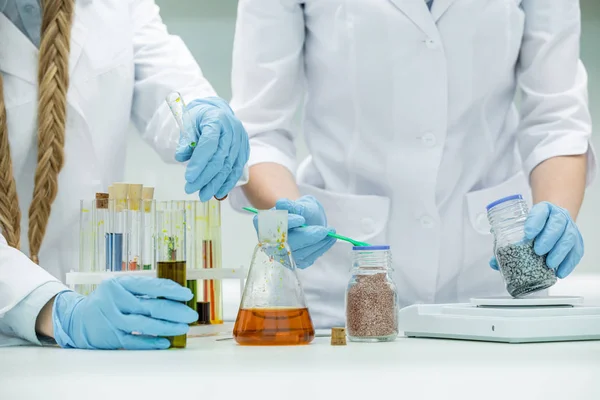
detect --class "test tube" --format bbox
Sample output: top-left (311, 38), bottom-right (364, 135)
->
top-left (202, 199), bottom-right (223, 325)
top-left (184, 201), bottom-right (200, 325)
top-left (78, 199), bottom-right (95, 295)
top-left (165, 92), bottom-right (196, 148)
top-left (142, 187), bottom-right (155, 270)
top-left (95, 193), bottom-right (109, 274)
top-left (156, 200), bottom-right (187, 348)
top-left (107, 183), bottom-right (128, 271)
top-left (127, 184), bottom-right (143, 271)
top-left (105, 186), bottom-right (114, 271)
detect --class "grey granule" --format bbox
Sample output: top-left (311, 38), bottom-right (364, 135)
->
top-left (346, 273), bottom-right (397, 338)
top-left (496, 241), bottom-right (557, 298)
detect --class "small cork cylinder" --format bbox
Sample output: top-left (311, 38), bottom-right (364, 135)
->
top-left (113, 183), bottom-right (129, 212)
top-left (142, 187), bottom-right (155, 213)
top-left (128, 184), bottom-right (143, 211)
top-left (95, 193), bottom-right (109, 209)
top-left (107, 185), bottom-right (115, 212)
top-left (331, 327), bottom-right (347, 346)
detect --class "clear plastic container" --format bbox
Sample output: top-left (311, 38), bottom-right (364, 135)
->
top-left (486, 194), bottom-right (557, 298)
top-left (345, 246), bottom-right (398, 342)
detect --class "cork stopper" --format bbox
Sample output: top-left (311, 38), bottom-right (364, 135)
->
top-left (113, 183), bottom-right (129, 212)
top-left (331, 327), bottom-right (347, 346)
top-left (107, 185), bottom-right (115, 212)
top-left (128, 184), bottom-right (143, 211)
top-left (95, 193), bottom-right (109, 209)
top-left (142, 187), bottom-right (154, 200)
top-left (142, 187), bottom-right (154, 213)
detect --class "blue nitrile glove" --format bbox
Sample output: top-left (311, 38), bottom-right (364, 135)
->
top-left (489, 201), bottom-right (583, 279)
top-left (52, 276), bottom-right (198, 350)
top-left (174, 97), bottom-right (250, 202)
top-left (253, 195), bottom-right (337, 269)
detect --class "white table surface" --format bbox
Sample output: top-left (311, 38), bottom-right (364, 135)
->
top-left (1, 332), bottom-right (600, 400)
top-left (2, 274), bottom-right (599, 400)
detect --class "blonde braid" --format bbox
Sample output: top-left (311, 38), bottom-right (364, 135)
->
top-left (0, 75), bottom-right (22, 249)
top-left (28, 0), bottom-right (75, 264)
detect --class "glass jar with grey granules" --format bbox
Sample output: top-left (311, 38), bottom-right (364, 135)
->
top-left (345, 245), bottom-right (398, 342)
top-left (486, 194), bottom-right (557, 298)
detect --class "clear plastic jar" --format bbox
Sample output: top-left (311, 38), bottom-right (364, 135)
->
top-left (486, 194), bottom-right (557, 298)
top-left (345, 246), bottom-right (398, 342)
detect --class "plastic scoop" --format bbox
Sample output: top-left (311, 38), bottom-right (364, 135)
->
top-left (242, 206), bottom-right (371, 247)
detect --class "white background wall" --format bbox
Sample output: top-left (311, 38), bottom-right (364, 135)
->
top-left (125, 0), bottom-right (600, 275)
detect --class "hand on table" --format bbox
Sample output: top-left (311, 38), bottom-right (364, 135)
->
top-left (52, 276), bottom-right (198, 350)
top-left (489, 201), bottom-right (584, 279)
top-left (253, 195), bottom-right (337, 269)
top-left (175, 97), bottom-right (250, 202)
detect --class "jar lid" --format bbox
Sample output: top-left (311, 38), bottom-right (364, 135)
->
top-left (352, 245), bottom-right (390, 251)
top-left (485, 194), bottom-right (523, 211)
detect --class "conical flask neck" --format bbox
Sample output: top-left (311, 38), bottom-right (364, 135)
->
top-left (258, 210), bottom-right (288, 243)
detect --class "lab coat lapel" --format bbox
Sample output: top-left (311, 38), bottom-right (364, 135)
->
top-left (68, 15), bottom-right (88, 77)
top-left (0, 14), bottom-right (37, 84)
top-left (387, 0), bottom-right (438, 39)
top-left (430, 0), bottom-right (459, 22)
top-left (0, 10), bottom-right (87, 83)
top-left (66, 14), bottom-right (88, 119)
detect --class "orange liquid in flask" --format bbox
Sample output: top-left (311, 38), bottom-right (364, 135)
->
top-left (233, 307), bottom-right (315, 346)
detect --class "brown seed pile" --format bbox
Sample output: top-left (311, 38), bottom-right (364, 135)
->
top-left (346, 272), bottom-right (397, 337)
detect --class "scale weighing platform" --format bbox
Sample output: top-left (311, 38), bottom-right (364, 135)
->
top-left (397, 296), bottom-right (600, 343)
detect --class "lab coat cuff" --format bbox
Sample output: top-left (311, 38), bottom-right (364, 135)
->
top-left (522, 139), bottom-right (597, 188)
top-left (247, 142), bottom-right (297, 175)
top-left (1, 281), bottom-right (70, 346)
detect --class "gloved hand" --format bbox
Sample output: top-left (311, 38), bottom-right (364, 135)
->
top-left (175, 97), bottom-right (250, 202)
top-left (52, 276), bottom-right (198, 350)
top-left (253, 195), bottom-right (337, 269)
top-left (489, 201), bottom-right (584, 279)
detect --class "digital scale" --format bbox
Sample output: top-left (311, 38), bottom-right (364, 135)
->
top-left (397, 296), bottom-right (600, 343)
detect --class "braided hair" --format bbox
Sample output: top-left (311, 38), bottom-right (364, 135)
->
top-left (0, 0), bottom-right (75, 264)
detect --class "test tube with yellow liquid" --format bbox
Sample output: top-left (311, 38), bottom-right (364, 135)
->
top-left (156, 201), bottom-right (187, 348)
top-left (78, 199), bottom-right (95, 295)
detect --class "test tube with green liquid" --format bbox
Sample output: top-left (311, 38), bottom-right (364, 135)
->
top-left (156, 201), bottom-right (187, 348)
top-left (141, 187), bottom-right (155, 270)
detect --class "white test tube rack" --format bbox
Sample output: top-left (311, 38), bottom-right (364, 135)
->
top-left (65, 267), bottom-right (248, 337)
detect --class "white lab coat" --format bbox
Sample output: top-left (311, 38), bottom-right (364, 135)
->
top-left (229, 0), bottom-right (597, 328)
top-left (0, 0), bottom-right (238, 324)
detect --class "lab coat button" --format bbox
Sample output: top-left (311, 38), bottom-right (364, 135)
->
top-left (422, 133), bottom-right (436, 147)
top-left (361, 218), bottom-right (376, 234)
top-left (420, 215), bottom-right (434, 228)
top-left (425, 39), bottom-right (437, 49)
top-left (24, 4), bottom-right (35, 13)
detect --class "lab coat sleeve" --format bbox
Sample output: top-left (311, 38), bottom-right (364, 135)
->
top-left (128, 0), bottom-right (217, 164)
top-left (516, 1), bottom-right (596, 186)
top-left (227, 0), bottom-right (306, 210)
top-left (0, 233), bottom-right (68, 347)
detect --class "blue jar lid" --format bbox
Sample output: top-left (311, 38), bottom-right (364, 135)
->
top-left (485, 194), bottom-right (523, 211)
top-left (352, 245), bottom-right (390, 251)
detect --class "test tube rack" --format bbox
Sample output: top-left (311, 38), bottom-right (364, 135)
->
top-left (78, 187), bottom-right (238, 336)
top-left (65, 267), bottom-right (247, 293)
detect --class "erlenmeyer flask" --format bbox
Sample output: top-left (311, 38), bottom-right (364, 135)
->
top-left (233, 210), bottom-right (315, 345)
